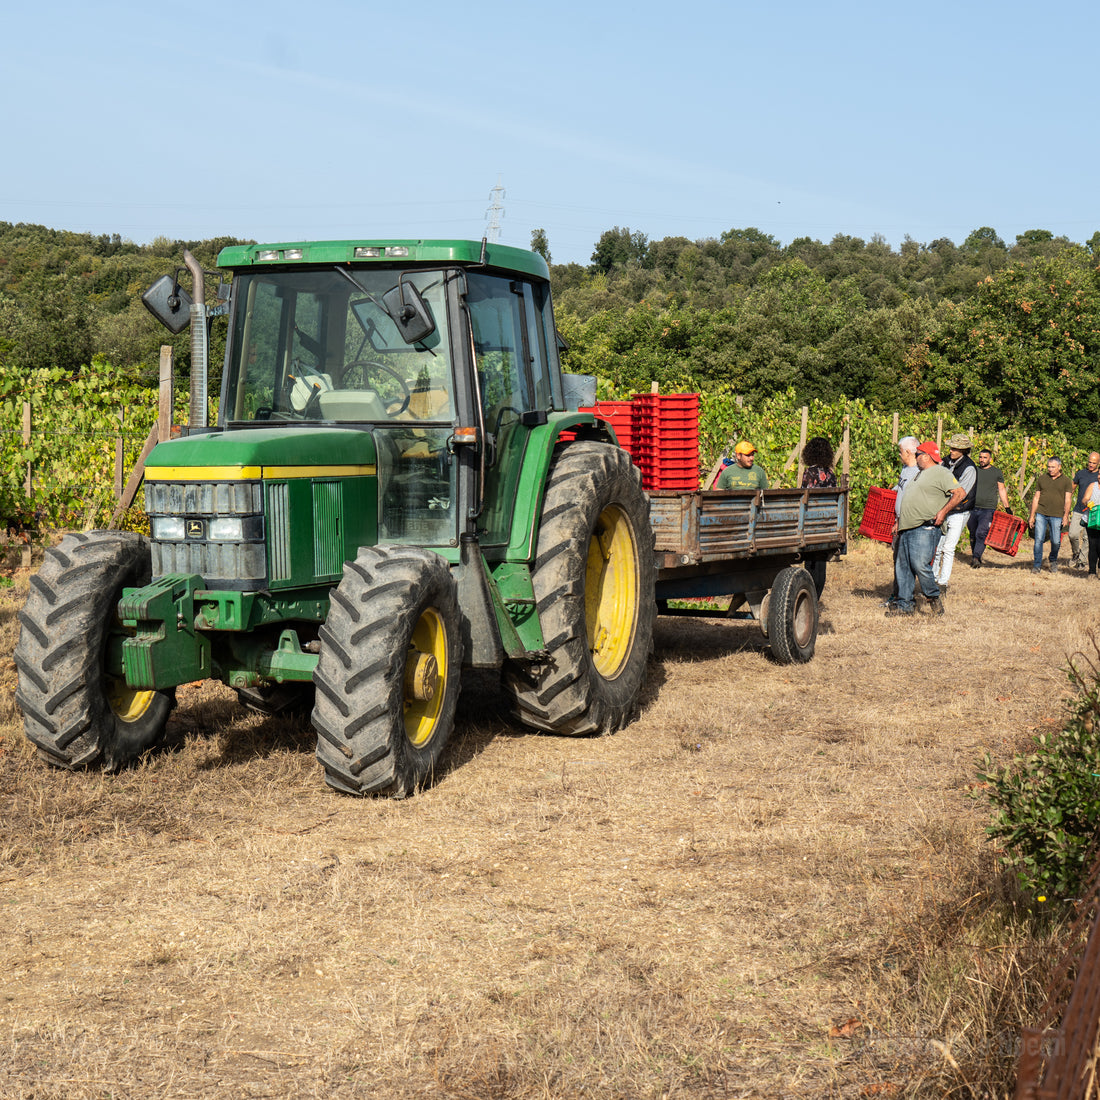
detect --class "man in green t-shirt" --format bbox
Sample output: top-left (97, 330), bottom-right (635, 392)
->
top-left (1028, 456), bottom-right (1073, 574)
top-left (717, 440), bottom-right (769, 491)
top-left (888, 441), bottom-right (966, 618)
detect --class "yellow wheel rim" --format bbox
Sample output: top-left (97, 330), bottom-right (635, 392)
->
top-left (585, 504), bottom-right (639, 679)
top-left (404, 607), bottom-right (448, 747)
top-left (106, 677), bottom-right (157, 723)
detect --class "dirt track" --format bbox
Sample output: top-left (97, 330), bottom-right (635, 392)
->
top-left (0, 541), bottom-right (1087, 1098)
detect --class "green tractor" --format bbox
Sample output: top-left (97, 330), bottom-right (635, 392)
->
top-left (14, 240), bottom-right (655, 795)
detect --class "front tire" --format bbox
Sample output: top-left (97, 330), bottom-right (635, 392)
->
top-left (312, 546), bottom-right (462, 796)
top-left (504, 442), bottom-right (656, 735)
top-left (14, 531), bottom-right (175, 771)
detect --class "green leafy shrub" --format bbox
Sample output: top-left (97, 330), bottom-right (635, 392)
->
top-left (978, 638), bottom-right (1100, 902)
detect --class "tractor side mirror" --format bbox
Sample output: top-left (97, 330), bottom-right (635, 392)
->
top-left (382, 280), bottom-right (436, 345)
top-left (142, 274), bottom-right (193, 335)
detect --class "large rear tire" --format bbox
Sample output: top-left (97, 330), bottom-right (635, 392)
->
top-left (503, 441), bottom-right (656, 735)
top-left (312, 546), bottom-right (462, 796)
top-left (14, 531), bottom-right (175, 771)
top-left (767, 566), bottom-right (818, 664)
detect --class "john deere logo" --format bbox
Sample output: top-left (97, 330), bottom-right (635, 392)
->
top-left (186, 519), bottom-right (205, 539)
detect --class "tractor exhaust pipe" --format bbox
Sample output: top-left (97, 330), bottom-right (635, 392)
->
top-left (183, 249), bottom-right (208, 431)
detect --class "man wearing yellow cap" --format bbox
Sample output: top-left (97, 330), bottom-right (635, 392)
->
top-left (717, 441), bottom-right (769, 491)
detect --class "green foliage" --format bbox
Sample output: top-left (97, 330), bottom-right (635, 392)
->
top-left (595, 385), bottom-right (1091, 531)
top-left (977, 638), bottom-right (1100, 903)
top-left (0, 221), bottom-right (248, 395)
top-left (0, 357), bottom-right (189, 534)
top-left (554, 224), bottom-right (1100, 447)
top-left (919, 249), bottom-right (1100, 442)
top-left (590, 226), bottom-right (649, 274)
top-left (530, 228), bottom-right (551, 265)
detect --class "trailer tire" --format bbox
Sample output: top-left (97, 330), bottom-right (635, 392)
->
top-left (312, 546), bottom-right (462, 796)
top-left (768, 566), bottom-right (818, 664)
top-left (504, 441), bottom-right (655, 735)
top-left (14, 531), bottom-right (175, 771)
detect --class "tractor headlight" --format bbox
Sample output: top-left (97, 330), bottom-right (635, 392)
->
top-left (208, 517), bottom-right (245, 541)
top-left (152, 516), bottom-right (186, 541)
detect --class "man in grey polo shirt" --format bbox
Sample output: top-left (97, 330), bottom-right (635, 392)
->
top-left (886, 436), bottom-right (920, 609)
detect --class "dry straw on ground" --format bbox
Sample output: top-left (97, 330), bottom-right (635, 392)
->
top-left (0, 540), bottom-right (1091, 1098)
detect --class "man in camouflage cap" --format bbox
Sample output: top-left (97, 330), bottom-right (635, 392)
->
top-left (932, 432), bottom-right (976, 594)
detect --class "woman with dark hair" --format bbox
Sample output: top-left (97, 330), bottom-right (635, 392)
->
top-left (801, 436), bottom-right (837, 488)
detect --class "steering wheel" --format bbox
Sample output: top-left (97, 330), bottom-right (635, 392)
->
top-left (343, 359), bottom-right (411, 416)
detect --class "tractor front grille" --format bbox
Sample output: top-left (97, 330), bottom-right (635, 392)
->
top-left (146, 479), bottom-right (267, 590)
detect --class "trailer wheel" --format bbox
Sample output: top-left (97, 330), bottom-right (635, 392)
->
top-left (14, 531), bottom-right (175, 771)
top-left (768, 566), bottom-right (818, 664)
top-left (504, 441), bottom-right (656, 735)
top-left (312, 546), bottom-right (462, 796)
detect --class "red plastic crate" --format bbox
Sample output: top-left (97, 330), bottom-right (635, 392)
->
top-left (634, 444), bottom-right (699, 461)
top-left (985, 511), bottom-right (1025, 557)
top-left (859, 486), bottom-right (897, 543)
top-left (638, 429), bottom-right (695, 446)
top-left (643, 471), bottom-right (699, 490)
top-left (579, 401), bottom-right (634, 453)
top-left (632, 393), bottom-right (699, 413)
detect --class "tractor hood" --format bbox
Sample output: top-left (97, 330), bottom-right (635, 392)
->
top-left (145, 427), bottom-right (378, 474)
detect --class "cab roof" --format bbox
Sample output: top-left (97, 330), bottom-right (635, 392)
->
top-left (216, 239), bottom-right (550, 280)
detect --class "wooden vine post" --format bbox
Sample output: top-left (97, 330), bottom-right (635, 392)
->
top-left (22, 402), bottom-right (31, 568)
top-left (110, 346), bottom-right (174, 529)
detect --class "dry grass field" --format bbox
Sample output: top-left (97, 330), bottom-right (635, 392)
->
top-left (0, 538), bottom-right (1093, 1099)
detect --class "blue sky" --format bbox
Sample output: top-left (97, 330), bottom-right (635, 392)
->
top-left (3, 0), bottom-right (1097, 265)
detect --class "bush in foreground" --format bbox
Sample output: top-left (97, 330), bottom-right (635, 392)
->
top-left (979, 635), bottom-right (1100, 903)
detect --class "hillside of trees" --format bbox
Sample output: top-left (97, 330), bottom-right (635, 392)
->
top-left (0, 224), bottom-right (244, 388)
top-left (544, 225), bottom-right (1100, 446)
top-left (2, 220), bottom-right (1099, 445)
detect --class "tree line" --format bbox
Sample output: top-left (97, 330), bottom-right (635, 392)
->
top-left (0, 223), bottom-right (241, 387)
top-left (540, 225), bottom-right (1100, 446)
top-left (2, 219), bottom-right (1099, 447)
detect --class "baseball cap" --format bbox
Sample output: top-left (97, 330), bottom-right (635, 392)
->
top-left (915, 441), bottom-right (942, 463)
top-left (734, 441), bottom-right (756, 456)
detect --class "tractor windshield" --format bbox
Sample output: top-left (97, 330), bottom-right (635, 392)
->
top-left (222, 267), bottom-right (455, 425)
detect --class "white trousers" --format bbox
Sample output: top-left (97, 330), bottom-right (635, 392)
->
top-left (933, 511), bottom-right (969, 585)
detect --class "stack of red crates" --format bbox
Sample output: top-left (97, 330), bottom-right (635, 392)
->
top-left (580, 400), bottom-right (634, 456)
top-left (631, 392), bottom-right (699, 491)
top-left (985, 511), bottom-right (1025, 556)
top-left (859, 487), bottom-right (897, 543)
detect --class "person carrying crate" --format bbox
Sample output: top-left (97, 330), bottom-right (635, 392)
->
top-left (967, 448), bottom-right (1010, 568)
top-left (932, 433), bottom-right (977, 592)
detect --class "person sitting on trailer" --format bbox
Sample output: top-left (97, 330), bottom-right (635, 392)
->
top-left (717, 440), bottom-right (769, 491)
top-left (800, 436), bottom-right (837, 488)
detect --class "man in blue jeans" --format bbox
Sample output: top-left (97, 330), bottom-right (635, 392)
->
top-left (1028, 457), bottom-right (1072, 574)
top-left (887, 441), bottom-right (966, 617)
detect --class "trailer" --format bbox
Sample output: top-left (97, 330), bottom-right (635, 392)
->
top-left (649, 485), bottom-right (847, 663)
